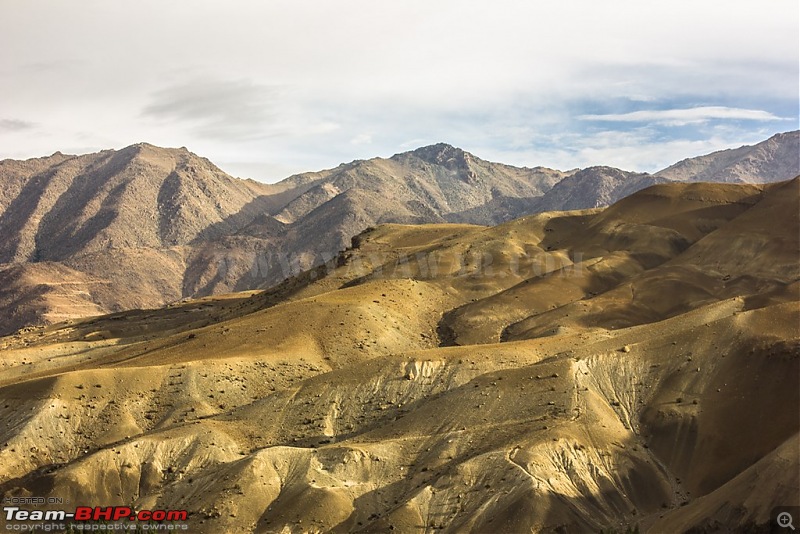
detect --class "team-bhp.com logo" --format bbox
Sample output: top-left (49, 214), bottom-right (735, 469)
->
top-left (4, 506), bottom-right (188, 530)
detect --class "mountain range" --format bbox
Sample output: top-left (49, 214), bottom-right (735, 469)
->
top-left (0, 130), bottom-right (797, 335)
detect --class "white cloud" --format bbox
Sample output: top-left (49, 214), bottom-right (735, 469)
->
top-left (579, 107), bottom-right (785, 126)
top-left (141, 79), bottom-right (283, 141)
top-left (350, 133), bottom-right (373, 145)
top-left (473, 126), bottom-right (785, 174)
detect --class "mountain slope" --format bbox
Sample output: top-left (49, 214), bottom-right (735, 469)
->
top-left (0, 143), bottom-right (280, 263)
top-left (656, 130), bottom-right (800, 183)
top-left (531, 166), bottom-right (668, 212)
top-left (0, 144), bottom-right (295, 334)
top-left (0, 143), bottom-right (564, 335)
top-left (531, 130), bottom-right (800, 215)
top-left (0, 179), bottom-right (796, 533)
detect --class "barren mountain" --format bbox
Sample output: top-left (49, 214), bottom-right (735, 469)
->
top-left (530, 166), bottom-right (669, 212)
top-left (0, 144), bottom-right (292, 334)
top-left (1, 132), bottom-right (798, 336)
top-left (0, 144), bottom-right (564, 335)
top-left (656, 130), bottom-right (800, 183)
top-left (0, 143), bottom-right (280, 263)
top-left (530, 130), bottom-right (800, 214)
top-left (0, 178), bottom-right (796, 532)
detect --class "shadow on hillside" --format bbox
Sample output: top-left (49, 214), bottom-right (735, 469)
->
top-left (34, 149), bottom-right (137, 262)
top-left (189, 177), bottom-right (325, 244)
top-left (0, 160), bottom-right (75, 263)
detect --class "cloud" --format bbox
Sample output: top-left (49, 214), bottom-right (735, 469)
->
top-left (141, 79), bottom-right (282, 141)
top-left (578, 106), bottom-right (784, 126)
top-left (350, 133), bottom-right (373, 145)
top-left (0, 1), bottom-right (796, 181)
top-left (476, 123), bottom-right (787, 174)
top-left (0, 119), bottom-right (37, 132)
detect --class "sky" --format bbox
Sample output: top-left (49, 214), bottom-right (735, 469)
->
top-left (1, 1), bottom-right (798, 183)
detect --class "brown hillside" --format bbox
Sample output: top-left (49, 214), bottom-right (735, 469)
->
top-left (0, 179), bottom-right (796, 532)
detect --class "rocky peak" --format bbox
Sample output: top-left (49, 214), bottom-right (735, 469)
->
top-left (407, 143), bottom-right (478, 183)
top-left (411, 143), bottom-right (468, 166)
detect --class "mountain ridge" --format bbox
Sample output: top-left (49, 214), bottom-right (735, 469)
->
top-left (656, 130), bottom-right (800, 183)
top-left (0, 130), bottom-right (797, 334)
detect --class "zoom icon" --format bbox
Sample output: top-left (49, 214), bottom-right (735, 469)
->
top-left (773, 507), bottom-right (800, 532)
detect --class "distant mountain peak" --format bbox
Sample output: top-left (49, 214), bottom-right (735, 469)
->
top-left (122, 142), bottom-right (194, 158)
top-left (409, 143), bottom-right (468, 164)
top-left (656, 130), bottom-right (799, 183)
top-left (398, 143), bottom-right (481, 184)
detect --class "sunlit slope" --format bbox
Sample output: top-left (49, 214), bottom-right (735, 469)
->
top-left (0, 179), bottom-right (797, 533)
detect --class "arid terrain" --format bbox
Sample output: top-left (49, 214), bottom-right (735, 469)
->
top-left (0, 172), bottom-right (797, 531)
top-left (0, 131), bottom-right (797, 336)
